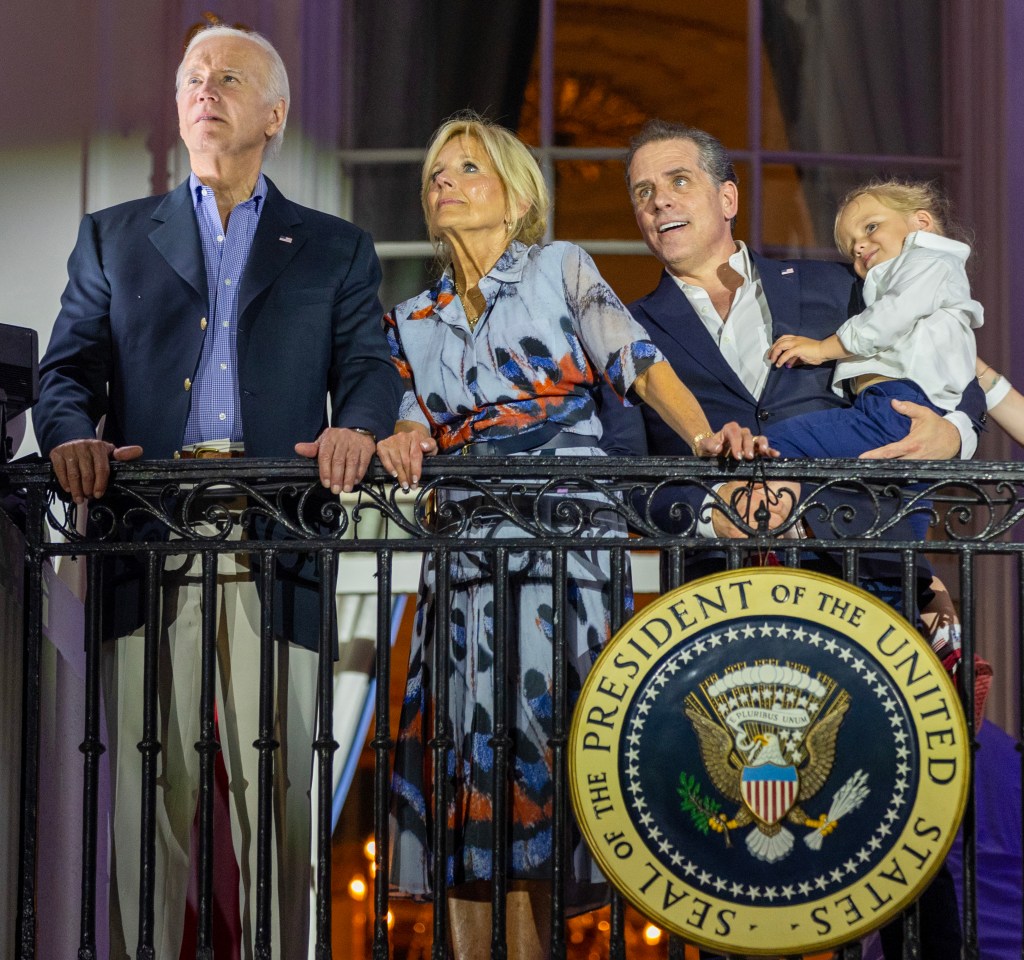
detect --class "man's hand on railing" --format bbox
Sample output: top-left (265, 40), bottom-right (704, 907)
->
top-left (49, 439), bottom-right (143, 504)
top-left (295, 427), bottom-right (376, 496)
top-left (710, 480), bottom-right (801, 538)
top-left (694, 423), bottom-right (778, 460)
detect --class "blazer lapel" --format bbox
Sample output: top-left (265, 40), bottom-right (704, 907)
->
top-left (753, 251), bottom-right (803, 341)
top-left (641, 269), bottom-right (754, 404)
top-left (149, 180), bottom-right (206, 302)
top-left (237, 177), bottom-right (305, 320)
top-left (752, 251), bottom-right (804, 401)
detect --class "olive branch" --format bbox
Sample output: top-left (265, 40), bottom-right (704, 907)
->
top-left (677, 771), bottom-right (723, 837)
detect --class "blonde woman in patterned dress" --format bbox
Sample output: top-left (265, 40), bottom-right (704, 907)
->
top-left (377, 113), bottom-right (772, 960)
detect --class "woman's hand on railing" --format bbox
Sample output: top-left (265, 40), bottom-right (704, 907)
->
top-left (376, 422), bottom-right (438, 491)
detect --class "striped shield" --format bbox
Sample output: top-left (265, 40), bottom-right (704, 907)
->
top-left (741, 764), bottom-right (799, 825)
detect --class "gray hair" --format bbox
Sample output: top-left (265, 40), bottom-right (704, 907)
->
top-left (626, 119), bottom-right (737, 229)
top-left (626, 119), bottom-right (737, 191)
top-left (175, 25), bottom-right (289, 157)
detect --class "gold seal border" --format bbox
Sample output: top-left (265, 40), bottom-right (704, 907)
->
top-left (569, 568), bottom-right (969, 955)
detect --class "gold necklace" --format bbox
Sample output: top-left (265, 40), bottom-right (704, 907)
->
top-left (455, 278), bottom-right (481, 330)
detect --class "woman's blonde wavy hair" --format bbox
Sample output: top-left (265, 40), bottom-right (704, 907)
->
top-left (421, 112), bottom-right (550, 270)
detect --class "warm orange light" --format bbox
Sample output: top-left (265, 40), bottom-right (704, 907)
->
top-left (413, 921), bottom-right (426, 934)
top-left (387, 910), bottom-right (395, 929)
top-left (643, 923), bottom-right (662, 945)
top-left (364, 839), bottom-right (376, 861)
top-left (348, 876), bottom-right (368, 901)
top-left (597, 920), bottom-right (610, 932)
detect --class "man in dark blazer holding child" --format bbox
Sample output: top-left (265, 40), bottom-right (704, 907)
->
top-left (617, 117), bottom-right (977, 960)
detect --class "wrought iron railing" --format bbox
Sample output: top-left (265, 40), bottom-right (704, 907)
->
top-left (4, 456), bottom-right (1023, 960)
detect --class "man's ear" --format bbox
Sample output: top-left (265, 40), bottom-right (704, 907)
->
top-left (720, 180), bottom-right (739, 221)
top-left (265, 98), bottom-right (286, 139)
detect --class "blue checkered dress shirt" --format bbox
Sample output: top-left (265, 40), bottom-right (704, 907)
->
top-left (182, 172), bottom-right (266, 446)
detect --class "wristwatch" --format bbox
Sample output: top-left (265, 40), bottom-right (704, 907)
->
top-left (350, 427), bottom-right (376, 443)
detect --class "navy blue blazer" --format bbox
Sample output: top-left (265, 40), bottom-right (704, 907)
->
top-left (35, 176), bottom-right (403, 645)
top-left (629, 252), bottom-right (863, 453)
top-left (603, 252), bottom-right (983, 572)
top-left (36, 176), bottom-right (400, 456)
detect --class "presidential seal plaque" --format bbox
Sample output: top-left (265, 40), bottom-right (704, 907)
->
top-left (569, 569), bottom-right (968, 955)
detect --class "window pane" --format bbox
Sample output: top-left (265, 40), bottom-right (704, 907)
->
top-left (348, 163), bottom-right (424, 244)
top-left (519, 0), bottom-right (749, 149)
top-left (588, 254), bottom-right (664, 307)
top-left (760, 1), bottom-right (944, 155)
top-left (378, 258), bottom-right (435, 315)
top-left (758, 35), bottom-right (791, 154)
top-left (552, 159), bottom-right (636, 241)
top-left (760, 162), bottom-right (819, 254)
top-left (348, 3), bottom-right (541, 149)
top-left (760, 163), bottom-right (957, 258)
top-left (732, 160), bottom-right (753, 243)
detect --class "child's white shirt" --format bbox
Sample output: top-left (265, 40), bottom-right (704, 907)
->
top-left (832, 231), bottom-right (983, 412)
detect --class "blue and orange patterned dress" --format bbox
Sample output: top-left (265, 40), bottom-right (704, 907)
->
top-left (386, 240), bottom-right (665, 908)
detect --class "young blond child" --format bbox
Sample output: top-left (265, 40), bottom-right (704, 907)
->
top-left (766, 179), bottom-right (983, 457)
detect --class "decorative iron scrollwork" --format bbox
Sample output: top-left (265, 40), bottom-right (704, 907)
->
top-left (22, 457), bottom-right (1024, 550)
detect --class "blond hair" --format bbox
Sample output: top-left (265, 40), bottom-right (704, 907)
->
top-left (421, 112), bottom-right (549, 268)
top-left (833, 178), bottom-right (962, 256)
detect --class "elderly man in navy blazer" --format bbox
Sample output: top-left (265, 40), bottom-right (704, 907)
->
top-left (34, 24), bottom-right (401, 960)
top-left (618, 118), bottom-right (976, 960)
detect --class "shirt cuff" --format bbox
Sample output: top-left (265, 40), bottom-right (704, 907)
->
top-left (945, 411), bottom-right (976, 460)
top-left (697, 484), bottom-right (725, 538)
top-left (986, 375), bottom-right (1012, 410)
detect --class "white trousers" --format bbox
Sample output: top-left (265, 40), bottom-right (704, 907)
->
top-left (102, 548), bottom-right (318, 960)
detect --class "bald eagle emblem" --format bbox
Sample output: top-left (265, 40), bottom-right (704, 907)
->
top-left (683, 662), bottom-right (868, 863)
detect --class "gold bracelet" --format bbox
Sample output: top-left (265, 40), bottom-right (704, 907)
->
top-left (977, 367), bottom-right (1004, 393)
top-left (690, 431), bottom-right (713, 455)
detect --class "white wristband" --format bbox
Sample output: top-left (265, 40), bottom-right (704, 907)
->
top-left (986, 375), bottom-right (1011, 410)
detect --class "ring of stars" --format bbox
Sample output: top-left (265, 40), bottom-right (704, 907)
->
top-left (621, 618), bottom-right (919, 906)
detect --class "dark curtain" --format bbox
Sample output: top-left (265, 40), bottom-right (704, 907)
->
top-left (349, 1), bottom-right (540, 257)
top-left (762, 0), bottom-right (944, 246)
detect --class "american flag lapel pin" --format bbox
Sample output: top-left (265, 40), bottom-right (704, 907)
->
top-left (279, 235), bottom-right (293, 244)
top-left (781, 267), bottom-right (794, 275)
